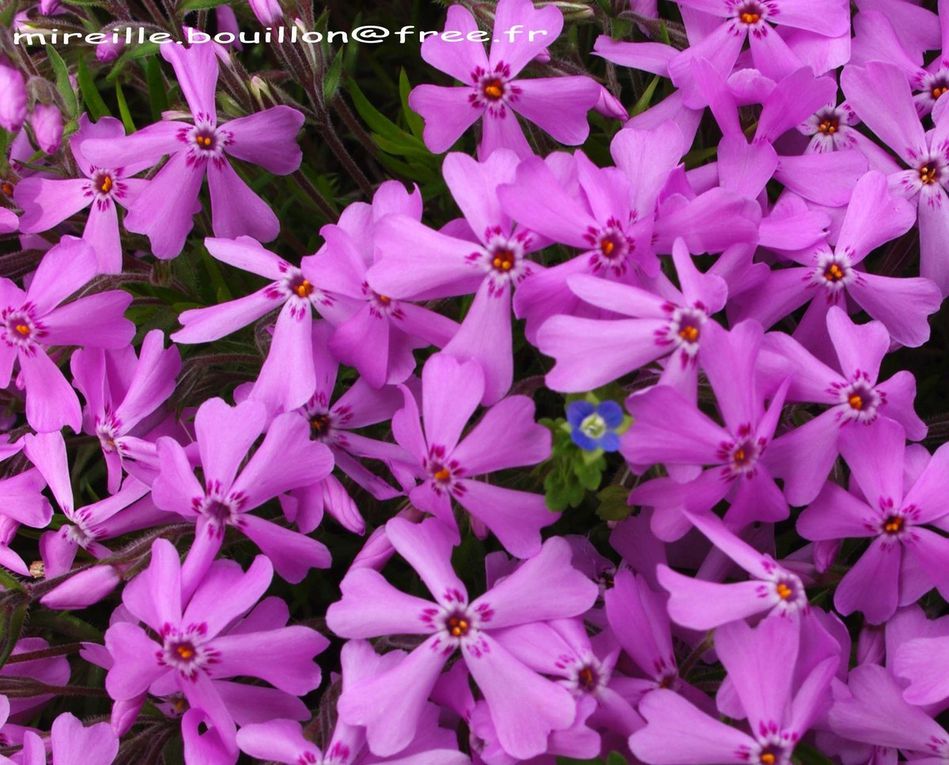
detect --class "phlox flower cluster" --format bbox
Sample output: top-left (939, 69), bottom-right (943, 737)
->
top-left (0, 0), bottom-right (948, 762)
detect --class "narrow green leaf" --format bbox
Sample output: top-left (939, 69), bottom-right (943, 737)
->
top-left (399, 68), bottom-right (425, 139)
top-left (178, 0), bottom-right (230, 10)
top-left (46, 44), bottom-right (79, 118)
top-left (346, 79), bottom-right (404, 140)
top-left (78, 56), bottom-right (112, 119)
top-left (106, 41), bottom-right (160, 83)
top-left (323, 49), bottom-right (345, 103)
top-left (144, 54), bottom-right (169, 121)
top-left (0, 603), bottom-right (29, 669)
top-left (114, 82), bottom-right (136, 133)
top-left (630, 75), bottom-right (661, 117)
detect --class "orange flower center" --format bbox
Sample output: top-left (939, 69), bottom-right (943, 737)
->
top-left (99, 174), bottom-right (113, 194)
top-left (883, 515), bottom-right (903, 535)
top-left (491, 249), bottom-right (515, 272)
top-left (919, 163), bottom-right (938, 185)
top-left (483, 79), bottom-right (504, 101)
top-left (775, 582), bottom-right (793, 600)
top-left (848, 393), bottom-right (863, 410)
top-left (447, 615), bottom-right (470, 637)
top-left (294, 278), bottom-right (314, 298)
top-left (14, 323), bottom-right (30, 337)
top-left (933, 85), bottom-right (948, 100)
top-left (823, 263), bottom-right (845, 282)
top-left (433, 466), bottom-right (451, 482)
top-left (817, 118), bottom-right (838, 135)
top-left (1, 181), bottom-right (13, 197)
top-left (175, 643), bottom-right (195, 660)
top-left (679, 325), bottom-right (699, 343)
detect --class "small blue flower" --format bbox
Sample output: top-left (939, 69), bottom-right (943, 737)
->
top-left (566, 400), bottom-right (625, 452)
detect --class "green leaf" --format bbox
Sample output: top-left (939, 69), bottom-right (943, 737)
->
top-left (596, 484), bottom-right (631, 521)
top-left (144, 54), bottom-right (169, 121)
top-left (106, 41), bottom-right (160, 83)
top-left (347, 79), bottom-right (404, 141)
top-left (323, 48), bottom-right (345, 103)
top-left (399, 68), bottom-right (425, 139)
top-left (0, 602), bottom-right (29, 669)
top-left (630, 75), bottom-right (661, 117)
top-left (178, 0), bottom-right (230, 10)
top-left (793, 743), bottom-right (835, 765)
top-left (46, 44), bottom-right (79, 118)
top-left (78, 56), bottom-right (112, 119)
top-left (114, 82), bottom-right (136, 133)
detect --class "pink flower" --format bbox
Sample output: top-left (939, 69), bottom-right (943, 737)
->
top-left (390, 353), bottom-right (554, 558)
top-left (327, 517), bottom-right (598, 760)
top-left (103, 539), bottom-right (328, 756)
top-left (152, 397), bottom-right (334, 584)
top-left (0, 237), bottom-right (135, 432)
top-left (409, 0), bottom-right (600, 159)
top-left (80, 43), bottom-right (305, 259)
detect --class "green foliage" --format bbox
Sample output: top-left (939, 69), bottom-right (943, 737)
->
top-left (541, 417), bottom-right (608, 511)
top-left (558, 752), bottom-right (629, 765)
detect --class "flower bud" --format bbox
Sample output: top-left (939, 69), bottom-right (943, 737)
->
top-left (95, 39), bottom-right (125, 63)
top-left (31, 104), bottom-right (63, 154)
top-left (0, 58), bottom-right (28, 133)
top-left (40, 565), bottom-right (121, 610)
top-left (249, 0), bottom-right (283, 26)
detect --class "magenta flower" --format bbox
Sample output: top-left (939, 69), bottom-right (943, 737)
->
top-left (327, 517), bottom-right (598, 759)
top-left (536, 237), bottom-right (728, 394)
top-left (621, 320), bottom-right (790, 541)
top-left (408, 0), bottom-right (600, 159)
top-left (80, 43), bottom-right (304, 258)
top-left (630, 617), bottom-right (838, 765)
top-left (688, 61), bottom-right (867, 207)
top-left (237, 641), bottom-right (470, 765)
top-left (13, 712), bottom-right (119, 765)
top-left (248, 0), bottom-right (282, 25)
top-left (603, 570), bottom-right (678, 689)
top-left (657, 511), bottom-right (810, 630)
top-left (735, 170), bottom-right (942, 349)
top-left (798, 418), bottom-right (949, 624)
top-left (798, 100), bottom-right (860, 153)
top-left (0, 57), bottom-right (27, 132)
top-left (0, 237), bottom-right (134, 432)
top-left (172, 236), bottom-right (355, 413)
top-left (0, 442), bottom-right (52, 575)
top-left (761, 306), bottom-right (927, 505)
top-left (501, 125), bottom-right (759, 342)
top-left (850, 8), bottom-right (949, 118)
top-left (369, 150), bottom-right (543, 404)
top-left (104, 539), bottom-right (328, 756)
top-left (272, 321), bottom-right (408, 535)
top-left (842, 62), bottom-right (949, 293)
top-left (152, 397), bottom-right (334, 584)
top-left (0, 207), bottom-right (17, 234)
top-left (390, 353), bottom-right (554, 558)
top-left (71, 330), bottom-right (181, 492)
top-left (15, 115), bottom-right (152, 273)
top-left (305, 181), bottom-right (459, 389)
top-left (30, 103), bottom-right (63, 155)
top-left (828, 663), bottom-right (949, 760)
top-left (894, 632), bottom-right (949, 706)
top-left (666, 0), bottom-right (849, 85)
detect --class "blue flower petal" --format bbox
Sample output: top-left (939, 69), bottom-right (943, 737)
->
top-left (566, 400), bottom-right (596, 427)
top-left (598, 400), bottom-right (625, 428)
top-left (570, 430), bottom-right (600, 452)
top-left (599, 432), bottom-right (621, 453)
